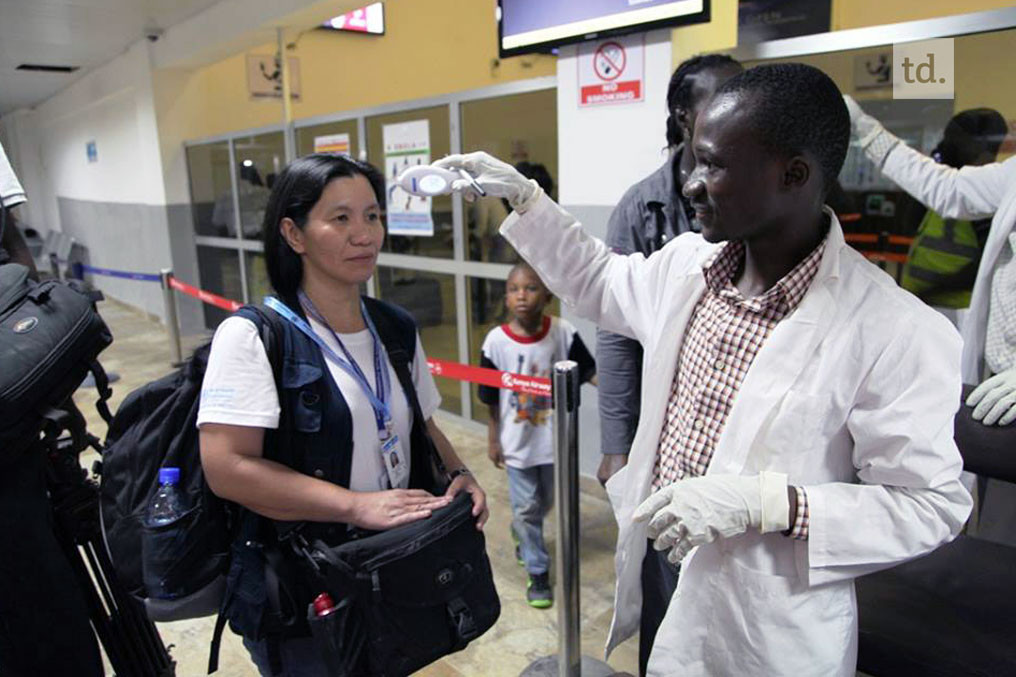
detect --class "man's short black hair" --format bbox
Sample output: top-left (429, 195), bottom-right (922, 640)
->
top-left (665, 53), bottom-right (742, 147)
top-left (713, 63), bottom-right (849, 193)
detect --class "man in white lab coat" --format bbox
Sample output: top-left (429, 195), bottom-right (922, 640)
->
top-left (438, 63), bottom-right (972, 676)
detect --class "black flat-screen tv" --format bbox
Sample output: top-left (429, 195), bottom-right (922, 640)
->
top-left (498, 0), bottom-right (710, 57)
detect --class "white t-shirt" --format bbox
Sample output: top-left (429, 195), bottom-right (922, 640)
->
top-left (478, 316), bottom-right (595, 468)
top-left (0, 141), bottom-right (26, 207)
top-left (197, 315), bottom-right (441, 492)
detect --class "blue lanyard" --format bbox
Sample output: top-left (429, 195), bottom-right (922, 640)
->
top-left (264, 295), bottom-right (393, 439)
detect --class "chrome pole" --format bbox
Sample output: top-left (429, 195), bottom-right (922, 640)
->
top-left (554, 360), bottom-right (581, 677)
top-left (159, 268), bottom-right (183, 366)
top-left (521, 361), bottom-right (613, 677)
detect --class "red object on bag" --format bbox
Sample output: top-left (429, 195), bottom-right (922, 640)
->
top-left (313, 593), bottom-right (338, 617)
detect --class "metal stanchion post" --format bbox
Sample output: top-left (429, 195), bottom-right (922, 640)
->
top-left (159, 268), bottom-right (184, 366)
top-left (522, 361), bottom-right (614, 677)
top-left (49, 252), bottom-right (61, 280)
top-left (556, 360), bottom-right (581, 676)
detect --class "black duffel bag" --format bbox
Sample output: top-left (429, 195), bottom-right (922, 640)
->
top-left (299, 490), bottom-right (500, 676)
top-left (0, 261), bottom-right (112, 458)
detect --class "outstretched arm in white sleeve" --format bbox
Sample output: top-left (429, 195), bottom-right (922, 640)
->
top-left (844, 95), bottom-right (1016, 221)
top-left (435, 152), bottom-right (706, 344)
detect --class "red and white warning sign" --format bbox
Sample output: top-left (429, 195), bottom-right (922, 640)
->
top-left (578, 34), bottom-right (645, 107)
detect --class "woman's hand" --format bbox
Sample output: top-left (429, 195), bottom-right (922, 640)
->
top-left (349, 489), bottom-right (452, 530)
top-left (446, 472), bottom-right (489, 530)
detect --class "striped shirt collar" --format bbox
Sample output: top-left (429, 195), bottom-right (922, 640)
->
top-left (702, 232), bottom-right (828, 317)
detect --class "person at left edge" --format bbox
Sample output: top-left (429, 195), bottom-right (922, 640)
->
top-left (0, 140), bottom-right (105, 677)
top-left (198, 153), bottom-right (487, 676)
top-left (436, 63), bottom-right (971, 676)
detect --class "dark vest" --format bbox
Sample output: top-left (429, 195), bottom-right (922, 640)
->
top-left (225, 295), bottom-right (440, 640)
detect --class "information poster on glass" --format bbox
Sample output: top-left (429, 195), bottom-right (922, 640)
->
top-left (313, 133), bottom-right (351, 155)
top-left (383, 120), bottom-right (434, 237)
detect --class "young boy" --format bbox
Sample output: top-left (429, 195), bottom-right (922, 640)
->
top-left (478, 262), bottom-right (596, 608)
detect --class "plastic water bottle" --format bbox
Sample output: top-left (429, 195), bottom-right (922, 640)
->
top-left (147, 467), bottom-right (183, 526)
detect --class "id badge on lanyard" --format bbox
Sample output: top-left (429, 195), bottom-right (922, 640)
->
top-left (266, 294), bottom-right (410, 489)
top-left (382, 431), bottom-right (408, 489)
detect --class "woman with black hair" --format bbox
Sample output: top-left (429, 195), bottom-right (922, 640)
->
top-left (198, 153), bottom-right (487, 675)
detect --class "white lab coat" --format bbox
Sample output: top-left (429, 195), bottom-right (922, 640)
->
top-left (501, 194), bottom-right (973, 676)
top-left (878, 146), bottom-right (1016, 382)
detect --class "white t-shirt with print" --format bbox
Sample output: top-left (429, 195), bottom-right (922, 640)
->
top-left (197, 315), bottom-right (441, 492)
top-left (478, 316), bottom-right (594, 469)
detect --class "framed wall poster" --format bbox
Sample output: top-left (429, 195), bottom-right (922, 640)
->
top-left (383, 120), bottom-right (434, 236)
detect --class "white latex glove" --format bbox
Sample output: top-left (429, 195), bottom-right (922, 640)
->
top-left (843, 94), bottom-right (899, 166)
top-left (632, 472), bottom-right (790, 564)
top-left (966, 367), bottom-right (1016, 426)
top-left (433, 152), bottom-right (542, 213)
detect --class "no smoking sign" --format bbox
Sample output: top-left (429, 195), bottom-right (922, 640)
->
top-left (579, 34), bottom-right (644, 107)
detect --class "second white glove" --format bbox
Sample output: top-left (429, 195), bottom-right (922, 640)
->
top-left (843, 94), bottom-right (899, 167)
top-left (633, 472), bottom-right (790, 564)
top-left (967, 367), bottom-right (1016, 426)
top-left (433, 151), bottom-right (542, 212)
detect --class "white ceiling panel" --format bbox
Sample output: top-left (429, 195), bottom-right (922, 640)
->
top-left (0, 0), bottom-right (225, 114)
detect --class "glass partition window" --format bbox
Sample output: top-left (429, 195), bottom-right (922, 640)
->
top-left (460, 89), bottom-right (558, 263)
top-left (196, 246), bottom-right (243, 327)
top-left (296, 119), bottom-right (360, 158)
top-left (232, 132), bottom-right (286, 241)
top-left (186, 141), bottom-right (232, 237)
top-left (246, 252), bottom-right (272, 305)
top-left (376, 266), bottom-right (461, 415)
top-left (185, 82), bottom-right (560, 422)
top-left (366, 106), bottom-right (453, 259)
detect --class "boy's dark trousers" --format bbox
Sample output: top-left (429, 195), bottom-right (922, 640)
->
top-left (0, 444), bottom-right (103, 676)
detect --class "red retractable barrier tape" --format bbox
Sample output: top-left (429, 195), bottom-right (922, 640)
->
top-left (168, 277), bottom-right (243, 312)
top-left (426, 358), bottom-right (551, 396)
top-left (165, 274), bottom-right (545, 394)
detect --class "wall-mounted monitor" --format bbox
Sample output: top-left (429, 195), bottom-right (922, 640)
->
top-left (322, 2), bottom-right (385, 35)
top-left (498, 0), bottom-right (709, 57)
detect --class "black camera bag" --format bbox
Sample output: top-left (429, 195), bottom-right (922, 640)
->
top-left (302, 491), bottom-right (500, 676)
top-left (0, 262), bottom-right (112, 458)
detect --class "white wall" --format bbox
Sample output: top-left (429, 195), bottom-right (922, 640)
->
top-left (556, 29), bottom-right (675, 208)
top-left (554, 28), bottom-right (676, 472)
top-left (0, 40), bottom-right (175, 321)
top-left (33, 40), bottom-right (166, 208)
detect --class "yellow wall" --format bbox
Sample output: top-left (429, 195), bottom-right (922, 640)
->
top-left (672, 0), bottom-right (739, 68)
top-left (672, 0), bottom-right (1016, 64)
top-left (832, 0), bottom-right (1015, 30)
top-left (156, 0), bottom-right (555, 144)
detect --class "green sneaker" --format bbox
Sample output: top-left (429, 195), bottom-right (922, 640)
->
top-left (526, 572), bottom-right (553, 609)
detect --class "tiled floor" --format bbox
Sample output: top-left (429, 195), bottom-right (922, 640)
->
top-left (72, 300), bottom-right (640, 676)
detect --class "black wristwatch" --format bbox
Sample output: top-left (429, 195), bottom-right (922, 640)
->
top-left (447, 467), bottom-right (472, 481)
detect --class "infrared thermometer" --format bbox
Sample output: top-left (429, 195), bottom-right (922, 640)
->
top-left (396, 165), bottom-right (486, 197)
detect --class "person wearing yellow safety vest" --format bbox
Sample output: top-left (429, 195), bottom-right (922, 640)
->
top-left (847, 96), bottom-right (1016, 547)
top-left (901, 109), bottom-right (1007, 314)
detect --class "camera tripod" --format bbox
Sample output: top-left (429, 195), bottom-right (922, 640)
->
top-left (46, 431), bottom-right (175, 677)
